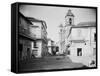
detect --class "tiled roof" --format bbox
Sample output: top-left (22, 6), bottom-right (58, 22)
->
top-left (27, 17), bottom-right (47, 29)
top-left (77, 22), bottom-right (96, 26)
top-left (27, 17), bottom-right (42, 22)
top-left (71, 22), bottom-right (96, 28)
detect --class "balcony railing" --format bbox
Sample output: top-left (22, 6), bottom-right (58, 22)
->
top-left (19, 26), bottom-right (36, 40)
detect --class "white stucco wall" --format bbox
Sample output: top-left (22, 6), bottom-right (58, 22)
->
top-left (69, 28), bottom-right (90, 40)
top-left (48, 47), bottom-right (52, 54)
top-left (36, 41), bottom-right (42, 58)
top-left (67, 27), bottom-right (96, 66)
top-left (48, 40), bottom-right (51, 46)
top-left (69, 43), bottom-right (93, 56)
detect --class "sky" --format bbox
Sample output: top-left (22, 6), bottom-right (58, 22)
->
top-left (19, 5), bottom-right (96, 42)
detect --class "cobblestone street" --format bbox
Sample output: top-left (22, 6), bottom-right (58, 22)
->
top-left (19, 55), bottom-right (86, 72)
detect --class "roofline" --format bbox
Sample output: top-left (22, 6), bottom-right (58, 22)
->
top-left (71, 26), bottom-right (96, 28)
top-left (47, 38), bottom-right (54, 42)
top-left (27, 17), bottom-right (47, 29)
top-left (67, 25), bottom-right (96, 38)
top-left (27, 17), bottom-right (43, 22)
top-left (19, 12), bottom-right (33, 25)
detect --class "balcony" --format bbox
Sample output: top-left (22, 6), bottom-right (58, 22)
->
top-left (19, 26), bottom-right (37, 40)
top-left (19, 26), bottom-right (29, 36)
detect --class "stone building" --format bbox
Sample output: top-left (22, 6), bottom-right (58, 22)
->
top-left (47, 38), bottom-right (54, 55)
top-left (19, 12), bottom-right (48, 60)
top-left (47, 38), bottom-right (59, 55)
top-left (27, 17), bottom-right (48, 58)
top-left (18, 12), bottom-right (36, 60)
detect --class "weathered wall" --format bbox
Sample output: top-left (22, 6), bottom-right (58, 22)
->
top-left (67, 27), bottom-right (96, 66)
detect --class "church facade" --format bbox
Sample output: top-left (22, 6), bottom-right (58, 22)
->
top-left (59, 9), bottom-right (96, 67)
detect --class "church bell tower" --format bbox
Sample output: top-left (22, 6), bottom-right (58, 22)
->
top-left (64, 9), bottom-right (75, 52)
top-left (65, 9), bottom-right (74, 26)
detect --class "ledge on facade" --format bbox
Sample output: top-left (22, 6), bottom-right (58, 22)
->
top-left (33, 47), bottom-right (38, 48)
top-left (47, 45), bottom-right (57, 47)
top-left (19, 33), bottom-right (36, 41)
top-left (36, 38), bottom-right (48, 43)
top-left (69, 40), bottom-right (87, 43)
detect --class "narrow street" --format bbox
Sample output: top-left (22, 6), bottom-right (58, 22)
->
top-left (19, 55), bottom-right (86, 72)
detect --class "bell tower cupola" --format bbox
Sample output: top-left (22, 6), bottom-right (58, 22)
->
top-left (65, 9), bottom-right (74, 26)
